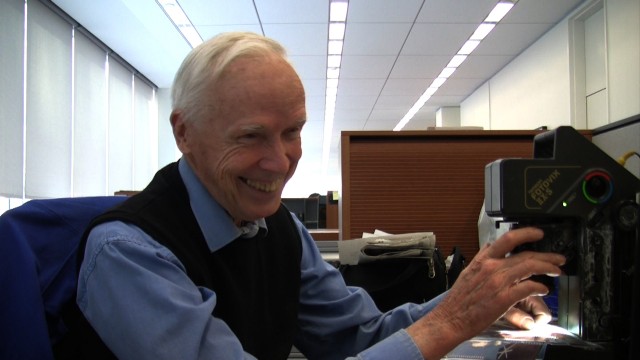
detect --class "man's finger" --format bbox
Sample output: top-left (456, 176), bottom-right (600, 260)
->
top-left (521, 296), bottom-right (553, 325)
top-left (504, 307), bottom-right (535, 329)
top-left (484, 227), bottom-right (544, 259)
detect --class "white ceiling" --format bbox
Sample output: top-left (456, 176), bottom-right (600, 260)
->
top-left (51, 0), bottom-right (584, 193)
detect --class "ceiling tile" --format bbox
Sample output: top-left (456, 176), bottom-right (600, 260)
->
top-left (403, 23), bottom-right (478, 56)
top-left (504, 0), bottom-right (584, 24)
top-left (334, 119), bottom-right (368, 132)
top-left (380, 78), bottom-right (432, 96)
top-left (180, 0), bottom-right (258, 25)
top-left (255, 0), bottom-right (327, 23)
top-left (436, 78), bottom-right (487, 96)
top-left (197, 24), bottom-right (264, 41)
top-left (362, 120), bottom-right (396, 130)
top-left (454, 55), bottom-right (513, 79)
top-left (301, 78), bottom-right (327, 98)
top-left (374, 95), bottom-right (419, 109)
top-left (343, 23), bottom-right (413, 55)
top-left (348, 0), bottom-right (424, 23)
top-left (390, 55), bottom-right (450, 78)
top-left (263, 24), bottom-right (327, 55)
top-left (336, 95), bottom-right (379, 110)
top-left (340, 55), bottom-right (397, 78)
top-left (416, 0), bottom-right (498, 23)
top-left (305, 101), bottom-right (325, 120)
top-left (475, 23), bottom-right (554, 56)
top-left (289, 55), bottom-right (326, 80)
top-left (367, 108), bottom-right (410, 122)
top-left (338, 78), bottom-right (387, 96)
top-left (426, 94), bottom-right (468, 107)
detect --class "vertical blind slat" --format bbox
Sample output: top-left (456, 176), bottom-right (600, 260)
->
top-left (73, 31), bottom-right (108, 196)
top-left (25, 0), bottom-right (73, 198)
top-left (0, 0), bottom-right (26, 198)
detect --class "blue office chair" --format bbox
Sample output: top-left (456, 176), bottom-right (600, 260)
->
top-left (0, 196), bottom-right (126, 360)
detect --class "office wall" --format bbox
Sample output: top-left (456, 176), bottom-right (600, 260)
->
top-left (461, 0), bottom-right (640, 130)
top-left (606, 0), bottom-right (640, 122)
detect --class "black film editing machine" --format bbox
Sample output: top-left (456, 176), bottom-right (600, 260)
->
top-left (484, 126), bottom-right (640, 359)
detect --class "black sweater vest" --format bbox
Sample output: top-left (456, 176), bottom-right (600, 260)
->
top-left (80, 162), bottom-right (302, 359)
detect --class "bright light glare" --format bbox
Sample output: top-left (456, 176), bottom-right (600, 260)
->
top-left (438, 67), bottom-right (456, 79)
top-left (431, 77), bottom-right (447, 88)
top-left (485, 2), bottom-right (514, 23)
top-left (447, 55), bottom-right (467, 68)
top-left (328, 40), bottom-right (343, 55)
top-left (327, 67), bottom-right (340, 79)
top-left (327, 55), bottom-right (342, 67)
top-left (497, 322), bottom-right (575, 340)
top-left (470, 23), bottom-right (496, 40)
top-left (329, 22), bottom-right (346, 40)
top-left (330, 1), bottom-right (348, 21)
top-left (458, 40), bottom-right (480, 55)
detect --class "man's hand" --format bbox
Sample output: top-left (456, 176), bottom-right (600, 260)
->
top-left (503, 295), bottom-right (553, 329)
top-left (406, 227), bottom-right (565, 359)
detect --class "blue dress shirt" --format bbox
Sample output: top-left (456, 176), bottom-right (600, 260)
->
top-left (77, 159), bottom-right (441, 359)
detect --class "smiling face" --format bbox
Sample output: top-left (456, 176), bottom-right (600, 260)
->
top-left (172, 54), bottom-right (306, 224)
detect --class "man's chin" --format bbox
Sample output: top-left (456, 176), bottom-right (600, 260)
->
top-left (243, 202), bottom-right (282, 220)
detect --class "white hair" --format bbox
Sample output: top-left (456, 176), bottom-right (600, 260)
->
top-left (171, 32), bottom-right (290, 123)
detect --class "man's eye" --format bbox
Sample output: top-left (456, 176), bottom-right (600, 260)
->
top-left (286, 127), bottom-right (302, 139)
top-left (239, 133), bottom-right (258, 140)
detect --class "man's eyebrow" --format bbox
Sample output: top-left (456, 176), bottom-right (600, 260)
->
top-left (236, 119), bottom-right (306, 132)
top-left (238, 124), bottom-right (265, 132)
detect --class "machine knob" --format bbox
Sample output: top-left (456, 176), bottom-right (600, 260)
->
top-left (616, 201), bottom-right (639, 231)
top-left (583, 171), bottom-right (612, 204)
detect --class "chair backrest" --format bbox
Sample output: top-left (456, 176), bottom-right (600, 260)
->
top-left (0, 196), bottom-right (126, 360)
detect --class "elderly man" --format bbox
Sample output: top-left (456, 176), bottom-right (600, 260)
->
top-left (77, 32), bottom-right (564, 360)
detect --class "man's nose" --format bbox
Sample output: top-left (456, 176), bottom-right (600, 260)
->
top-left (260, 140), bottom-right (294, 172)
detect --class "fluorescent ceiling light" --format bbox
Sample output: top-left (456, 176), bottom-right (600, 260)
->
top-left (327, 55), bottom-right (342, 67)
top-left (328, 40), bottom-right (343, 55)
top-left (447, 55), bottom-right (467, 68)
top-left (327, 67), bottom-right (340, 79)
top-left (179, 26), bottom-right (203, 48)
top-left (424, 87), bottom-right (439, 97)
top-left (330, 0), bottom-right (349, 22)
top-left (470, 23), bottom-right (495, 40)
top-left (322, 0), bottom-right (349, 175)
top-left (329, 22), bottom-right (346, 40)
top-left (485, 2), bottom-right (515, 23)
top-left (326, 86), bottom-right (338, 98)
top-left (431, 77), bottom-right (447, 88)
top-left (458, 40), bottom-right (480, 55)
top-left (323, 0), bottom-right (349, 175)
top-left (438, 67), bottom-right (456, 79)
top-left (156, 0), bottom-right (203, 48)
top-left (394, 103), bottom-right (422, 131)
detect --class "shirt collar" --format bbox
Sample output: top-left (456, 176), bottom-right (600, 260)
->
top-left (178, 159), bottom-right (267, 252)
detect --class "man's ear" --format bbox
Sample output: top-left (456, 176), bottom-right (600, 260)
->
top-left (170, 111), bottom-right (189, 154)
